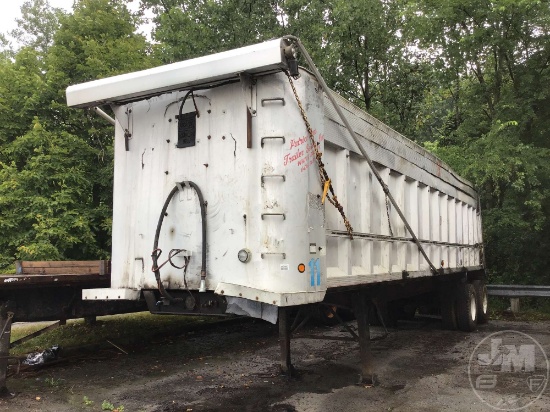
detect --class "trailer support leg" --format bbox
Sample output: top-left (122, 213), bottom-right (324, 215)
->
top-left (278, 306), bottom-right (293, 376)
top-left (84, 315), bottom-right (97, 326)
top-left (352, 291), bottom-right (376, 385)
top-left (0, 307), bottom-right (13, 397)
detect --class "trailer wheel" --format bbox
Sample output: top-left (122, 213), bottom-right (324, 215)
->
top-left (313, 304), bottom-right (340, 326)
top-left (473, 280), bottom-right (489, 324)
top-left (456, 283), bottom-right (477, 332)
top-left (391, 302), bottom-right (417, 321)
top-left (440, 290), bottom-right (458, 330)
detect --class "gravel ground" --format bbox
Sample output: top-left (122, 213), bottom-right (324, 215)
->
top-left (0, 318), bottom-right (548, 412)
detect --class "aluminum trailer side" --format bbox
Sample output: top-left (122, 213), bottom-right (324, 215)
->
top-left (66, 37), bottom-right (487, 381)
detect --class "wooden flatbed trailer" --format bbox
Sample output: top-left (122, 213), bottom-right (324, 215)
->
top-left (0, 260), bottom-right (146, 395)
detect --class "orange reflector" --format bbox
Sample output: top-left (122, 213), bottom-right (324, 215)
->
top-left (298, 263), bottom-right (306, 273)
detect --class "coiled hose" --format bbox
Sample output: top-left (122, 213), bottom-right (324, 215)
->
top-left (151, 181), bottom-right (207, 302)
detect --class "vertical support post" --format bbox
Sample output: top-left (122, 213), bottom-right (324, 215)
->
top-left (0, 308), bottom-right (13, 397)
top-left (352, 291), bottom-right (376, 385)
top-left (278, 306), bottom-right (293, 375)
top-left (246, 109), bottom-right (252, 149)
top-left (84, 316), bottom-right (97, 326)
top-left (510, 298), bottom-right (520, 315)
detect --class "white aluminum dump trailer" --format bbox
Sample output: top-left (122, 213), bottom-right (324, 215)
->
top-left (66, 37), bottom-right (487, 381)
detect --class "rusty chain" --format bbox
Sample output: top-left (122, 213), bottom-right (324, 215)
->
top-left (285, 71), bottom-right (354, 239)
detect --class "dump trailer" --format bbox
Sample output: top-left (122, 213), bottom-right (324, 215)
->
top-left (66, 37), bottom-right (487, 382)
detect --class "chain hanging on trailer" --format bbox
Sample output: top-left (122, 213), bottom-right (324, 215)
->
top-left (282, 35), bottom-right (438, 274)
top-left (285, 71), bottom-right (354, 240)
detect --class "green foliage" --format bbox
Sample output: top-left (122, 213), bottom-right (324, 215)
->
top-left (0, 48), bottom-right (46, 146)
top-left (142, 0), bottom-right (284, 62)
top-left (9, 0), bottom-right (65, 55)
top-left (44, 376), bottom-right (63, 387)
top-left (83, 396), bottom-right (94, 406)
top-left (0, 0), bottom-right (154, 270)
top-left (0, 0), bottom-right (548, 286)
top-left (0, 124), bottom-right (106, 263)
top-left (413, 0), bottom-right (550, 285)
top-left (102, 400), bottom-right (124, 411)
top-left (143, 0), bottom-right (434, 137)
top-left (50, 0), bottom-right (152, 83)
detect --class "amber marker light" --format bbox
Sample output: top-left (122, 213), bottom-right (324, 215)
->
top-left (298, 263), bottom-right (306, 273)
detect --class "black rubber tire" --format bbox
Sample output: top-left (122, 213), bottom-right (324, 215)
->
top-left (440, 289), bottom-right (458, 330)
top-left (473, 280), bottom-right (489, 324)
top-left (456, 283), bottom-right (477, 332)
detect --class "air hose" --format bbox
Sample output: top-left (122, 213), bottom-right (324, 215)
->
top-left (151, 181), bottom-right (207, 302)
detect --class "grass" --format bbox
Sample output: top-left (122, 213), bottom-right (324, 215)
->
top-left (10, 312), bottom-right (222, 357)
top-left (9, 297), bottom-right (550, 359)
top-left (488, 296), bottom-right (550, 322)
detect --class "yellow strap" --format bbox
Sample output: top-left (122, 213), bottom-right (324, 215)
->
top-left (321, 179), bottom-right (331, 204)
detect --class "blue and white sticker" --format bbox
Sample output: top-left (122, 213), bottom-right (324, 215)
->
top-left (308, 258), bottom-right (321, 286)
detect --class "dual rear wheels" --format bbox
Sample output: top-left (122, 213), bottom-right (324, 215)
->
top-left (441, 280), bottom-right (488, 332)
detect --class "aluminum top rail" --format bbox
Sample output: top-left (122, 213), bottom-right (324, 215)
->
top-left (66, 38), bottom-right (293, 108)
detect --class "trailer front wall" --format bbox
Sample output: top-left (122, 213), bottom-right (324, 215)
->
top-left (104, 73), bottom-right (329, 306)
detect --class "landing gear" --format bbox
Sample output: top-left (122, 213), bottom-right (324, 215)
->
top-left (278, 307), bottom-right (294, 376)
top-left (352, 291), bottom-right (376, 385)
top-left (277, 294), bottom-right (376, 384)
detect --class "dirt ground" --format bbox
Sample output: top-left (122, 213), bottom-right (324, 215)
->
top-left (0, 317), bottom-right (548, 412)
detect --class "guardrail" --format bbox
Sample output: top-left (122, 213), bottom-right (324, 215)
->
top-left (487, 284), bottom-right (550, 314)
top-left (487, 285), bottom-right (550, 297)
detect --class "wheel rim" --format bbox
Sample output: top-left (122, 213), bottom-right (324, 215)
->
top-left (482, 290), bottom-right (488, 314)
top-left (470, 293), bottom-right (477, 322)
top-left (325, 307), bottom-right (335, 319)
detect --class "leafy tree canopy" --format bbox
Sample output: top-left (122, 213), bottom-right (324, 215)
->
top-left (0, 0), bottom-right (548, 286)
top-left (0, 0), bottom-right (153, 268)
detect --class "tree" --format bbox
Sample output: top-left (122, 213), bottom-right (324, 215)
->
top-left (141, 0), bottom-right (284, 63)
top-left (0, 48), bottom-right (46, 148)
top-left (0, 0), bottom-right (154, 269)
top-left (0, 121), bottom-right (104, 266)
top-left (0, 34), bottom-right (12, 61)
top-left (9, 0), bottom-right (65, 55)
top-left (143, 0), bottom-right (434, 138)
top-left (412, 0), bottom-right (550, 284)
top-left (1, 0), bottom-right (547, 287)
